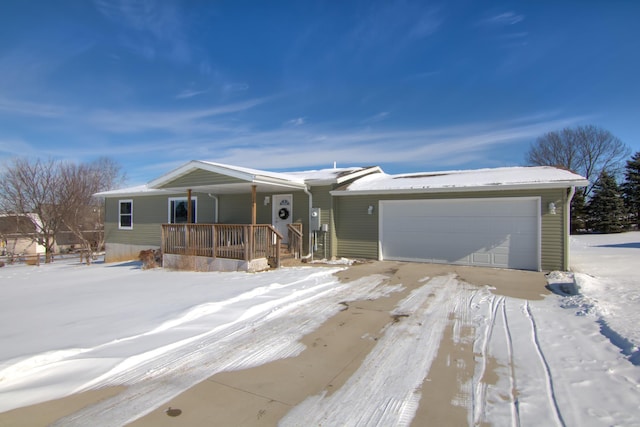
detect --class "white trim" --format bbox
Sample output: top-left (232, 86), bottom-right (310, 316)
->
top-left (118, 199), bottom-right (133, 230)
top-left (147, 160), bottom-right (307, 190)
top-left (167, 196), bottom-right (198, 224)
top-left (331, 181), bottom-right (589, 196)
top-left (378, 197), bottom-right (541, 271)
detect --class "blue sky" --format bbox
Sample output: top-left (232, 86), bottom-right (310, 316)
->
top-left (1, 1), bottom-right (639, 185)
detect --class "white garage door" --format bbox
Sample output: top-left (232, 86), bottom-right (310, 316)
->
top-left (379, 198), bottom-right (540, 270)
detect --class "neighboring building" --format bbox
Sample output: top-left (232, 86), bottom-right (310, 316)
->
top-left (96, 161), bottom-right (588, 272)
top-left (0, 214), bottom-right (47, 256)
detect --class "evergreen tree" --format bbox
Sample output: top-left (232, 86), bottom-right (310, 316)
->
top-left (587, 171), bottom-right (627, 233)
top-left (570, 190), bottom-right (587, 233)
top-left (622, 151), bottom-right (640, 229)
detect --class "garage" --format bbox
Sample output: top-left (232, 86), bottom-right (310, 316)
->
top-left (379, 197), bottom-right (541, 270)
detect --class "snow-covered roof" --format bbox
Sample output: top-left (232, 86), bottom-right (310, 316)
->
top-left (331, 166), bottom-right (589, 195)
top-left (95, 184), bottom-right (173, 198)
top-left (285, 166), bottom-right (381, 185)
top-left (96, 163), bottom-right (587, 198)
top-left (96, 161), bottom-right (381, 197)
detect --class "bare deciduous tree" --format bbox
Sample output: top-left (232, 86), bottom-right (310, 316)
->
top-left (526, 125), bottom-right (630, 196)
top-left (0, 157), bottom-right (125, 263)
top-left (60, 158), bottom-right (125, 262)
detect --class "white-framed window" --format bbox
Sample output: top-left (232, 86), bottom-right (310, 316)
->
top-left (119, 200), bottom-right (133, 230)
top-left (168, 197), bottom-right (197, 223)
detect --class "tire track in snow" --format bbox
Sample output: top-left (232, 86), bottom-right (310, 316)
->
top-left (280, 274), bottom-right (462, 427)
top-left (51, 274), bottom-right (396, 426)
top-left (467, 292), bottom-right (523, 427)
top-left (501, 298), bottom-right (520, 427)
top-left (472, 293), bottom-right (502, 425)
top-left (524, 301), bottom-right (565, 427)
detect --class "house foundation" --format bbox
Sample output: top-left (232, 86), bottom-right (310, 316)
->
top-left (163, 253), bottom-right (270, 273)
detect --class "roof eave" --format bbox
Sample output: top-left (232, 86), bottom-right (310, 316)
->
top-left (147, 160), bottom-right (255, 189)
top-left (147, 160), bottom-right (307, 190)
top-left (94, 188), bottom-right (174, 198)
top-left (330, 180), bottom-right (589, 196)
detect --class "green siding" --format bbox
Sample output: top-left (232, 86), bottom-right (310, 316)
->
top-left (158, 169), bottom-right (245, 189)
top-left (334, 196), bottom-right (379, 259)
top-left (218, 193), bottom-right (252, 223)
top-left (335, 188), bottom-right (568, 271)
top-left (217, 190), bottom-right (311, 254)
top-left (104, 192), bottom-right (217, 247)
top-left (104, 175), bottom-right (570, 270)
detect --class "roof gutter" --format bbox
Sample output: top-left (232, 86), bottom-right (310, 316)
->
top-left (330, 181), bottom-right (590, 196)
top-left (252, 178), bottom-right (307, 190)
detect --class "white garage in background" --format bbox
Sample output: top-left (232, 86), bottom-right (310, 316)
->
top-left (379, 197), bottom-right (541, 270)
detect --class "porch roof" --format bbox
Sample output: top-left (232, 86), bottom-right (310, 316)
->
top-left (95, 161), bottom-right (381, 197)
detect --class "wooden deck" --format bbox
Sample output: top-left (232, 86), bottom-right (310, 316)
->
top-left (162, 223), bottom-right (294, 269)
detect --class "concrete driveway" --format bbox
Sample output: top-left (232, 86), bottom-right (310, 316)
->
top-left (0, 261), bottom-right (547, 426)
top-left (129, 261), bottom-right (547, 426)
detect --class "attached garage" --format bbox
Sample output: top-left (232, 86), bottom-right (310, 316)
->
top-left (379, 198), bottom-right (540, 270)
top-left (332, 166), bottom-right (589, 271)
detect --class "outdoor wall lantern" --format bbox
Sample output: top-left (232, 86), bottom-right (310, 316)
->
top-left (264, 196), bottom-right (270, 206)
top-left (367, 205), bottom-right (374, 215)
top-left (548, 202), bottom-right (557, 215)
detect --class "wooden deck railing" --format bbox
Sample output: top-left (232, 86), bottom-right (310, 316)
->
top-left (162, 224), bottom-right (283, 266)
top-left (287, 223), bottom-right (303, 259)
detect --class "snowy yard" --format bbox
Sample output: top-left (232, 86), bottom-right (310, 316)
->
top-left (1, 233), bottom-right (639, 426)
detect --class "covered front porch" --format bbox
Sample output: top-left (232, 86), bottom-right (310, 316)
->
top-left (153, 161), bottom-right (309, 272)
top-left (161, 222), bottom-right (303, 272)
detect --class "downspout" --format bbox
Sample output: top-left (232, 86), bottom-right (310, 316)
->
top-left (187, 189), bottom-right (192, 223)
top-left (565, 186), bottom-right (576, 270)
top-left (208, 194), bottom-right (218, 223)
top-left (303, 186), bottom-right (314, 260)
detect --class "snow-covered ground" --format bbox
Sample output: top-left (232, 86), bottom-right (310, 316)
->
top-left (1, 233), bottom-right (639, 426)
top-left (570, 232), bottom-right (640, 361)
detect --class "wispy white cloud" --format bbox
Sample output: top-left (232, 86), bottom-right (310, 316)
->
top-left (285, 117), bottom-right (305, 127)
top-left (93, 0), bottom-right (191, 63)
top-left (0, 97), bottom-right (68, 118)
top-left (0, 138), bottom-right (38, 157)
top-left (175, 88), bottom-right (210, 99)
top-left (0, 88), bottom-right (587, 184)
top-left (350, 1), bottom-right (442, 49)
top-left (408, 9), bottom-right (442, 39)
top-left (163, 113), bottom-right (585, 172)
top-left (222, 83), bottom-right (249, 94)
top-left (85, 97), bottom-right (268, 133)
top-left (361, 112), bottom-right (390, 124)
top-left (482, 11), bottom-right (524, 26)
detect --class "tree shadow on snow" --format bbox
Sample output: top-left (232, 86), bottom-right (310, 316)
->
top-left (598, 319), bottom-right (640, 366)
top-left (105, 260), bottom-right (143, 269)
top-left (596, 242), bottom-right (640, 249)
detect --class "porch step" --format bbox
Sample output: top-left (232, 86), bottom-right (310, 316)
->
top-left (267, 244), bottom-right (304, 268)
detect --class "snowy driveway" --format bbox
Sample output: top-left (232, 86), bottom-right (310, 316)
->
top-left (1, 234), bottom-right (640, 426)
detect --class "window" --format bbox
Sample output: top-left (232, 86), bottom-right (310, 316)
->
top-left (119, 200), bottom-right (133, 229)
top-left (168, 197), bottom-right (197, 223)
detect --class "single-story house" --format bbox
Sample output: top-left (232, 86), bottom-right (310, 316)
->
top-left (96, 160), bottom-right (588, 272)
top-left (0, 214), bottom-right (47, 256)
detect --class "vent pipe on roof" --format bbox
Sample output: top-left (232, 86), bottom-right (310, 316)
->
top-left (333, 161), bottom-right (337, 169)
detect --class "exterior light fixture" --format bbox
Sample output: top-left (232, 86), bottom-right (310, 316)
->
top-left (264, 196), bottom-right (270, 206)
top-left (368, 205), bottom-right (374, 215)
top-left (548, 202), bottom-right (557, 215)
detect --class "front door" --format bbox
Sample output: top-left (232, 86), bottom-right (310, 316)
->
top-left (272, 194), bottom-right (293, 244)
